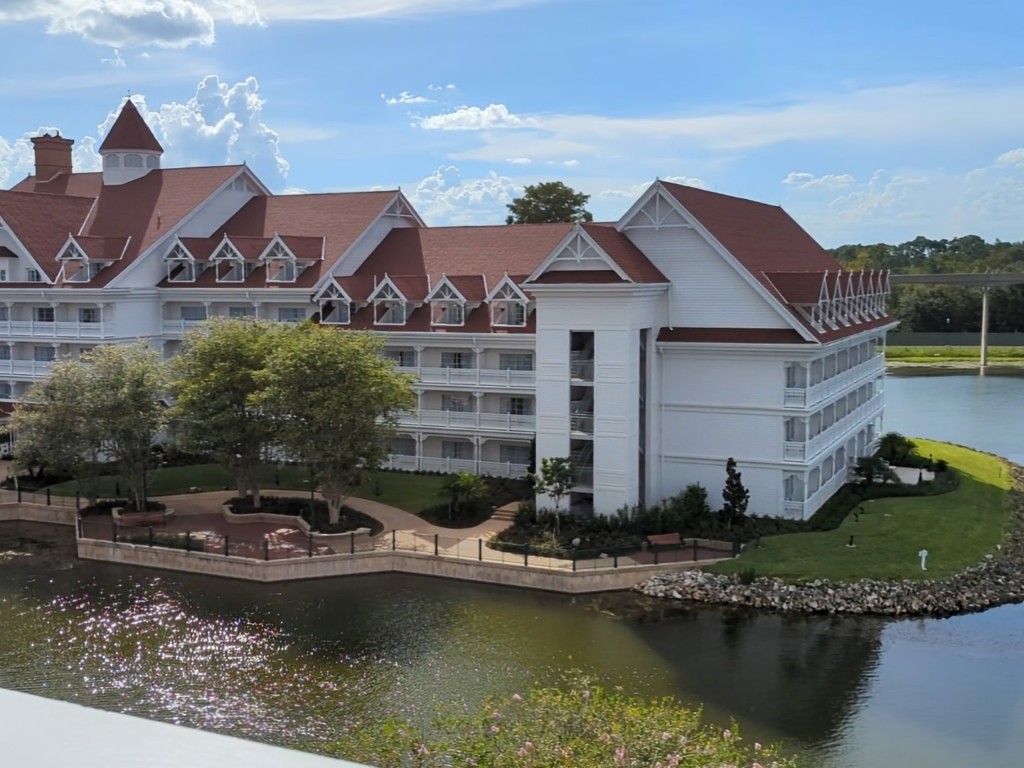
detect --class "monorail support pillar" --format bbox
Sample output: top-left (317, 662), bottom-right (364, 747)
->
top-left (980, 286), bottom-right (990, 368)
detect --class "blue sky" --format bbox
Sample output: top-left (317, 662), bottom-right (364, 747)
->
top-left (1, 0), bottom-right (1023, 247)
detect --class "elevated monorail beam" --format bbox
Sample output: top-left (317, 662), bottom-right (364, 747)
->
top-left (888, 273), bottom-right (1024, 367)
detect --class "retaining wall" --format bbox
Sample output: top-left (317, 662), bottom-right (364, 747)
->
top-left (76, 538), bottom-right (714, 594)
top-left (0, 503), bottom-right (76, 527)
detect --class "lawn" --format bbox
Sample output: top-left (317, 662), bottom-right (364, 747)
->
top-left (886, 345), bottom-right (1024, 363)
top-left (708, 439), bottom-right (1013, 582)
top-left (44, 464), bottom-right (451, 514)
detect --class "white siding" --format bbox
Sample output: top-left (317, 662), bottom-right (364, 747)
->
top-left (626, 225), bottom-right (790, 329)
top-left (660, 354), bottom-right (786, 409)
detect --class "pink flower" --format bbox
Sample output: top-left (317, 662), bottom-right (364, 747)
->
top-left (723, 729), bottom-right (732, 739)
top-left (490, 724), bottom-right (500, 734)
top-left (754, 743), bottom-right (762, 751)
top-left (753, 763), bottom-right (764, 768)
top-left (416, 744), bottom-right (429, 756)
top-left (614, 746), bottom-right (627, 764)
top-left (516, 748), bottom-right (527, 758)
top-left (511, 693), bottom-right (522, 702)
top-left (599, 733), bottom-right (611, 743)
top-left (661, 731), bottom-right (672, 741)
top-left (465, 759), bottom-right (477, 766)
top-left (492, 709), bottom-right (502, 719)
top-left (524, 741), bottom-right (535, 751)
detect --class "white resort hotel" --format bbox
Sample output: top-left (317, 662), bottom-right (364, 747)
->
top-left (0, 101), bottom-right (897, 519)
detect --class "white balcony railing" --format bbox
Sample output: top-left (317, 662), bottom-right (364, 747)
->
top-left (784, 355), bottom-right (885, 409)
top-left (381, 455), bottom-right (530, 479)
top-left (0, 320), bottom-right (113, 339)
top-left (162, 319), bottom-right (208, 336)
top-left (570, 413), bottom-right (594, 435)
top-left (399, 365), bottom-right (535, 388)
top-left (398, 409), bottom-right (535, 433)
top-left (0, 359), bottom-right (55, 377)
top-left (783, 394), bottom-right (884, 464)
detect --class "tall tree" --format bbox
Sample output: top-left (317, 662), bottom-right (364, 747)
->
top-left (506, 181), bottom-right (593, 224)
top-left (168, 318), bottom-right (284, 509)
top-left (256, 326), bottom-right (415, 525)
top-left (8, 360), bottom-right (104, 503)
top-left (531, 456), bottom-right (576, 534)
top-left (87, 342), bottom-right (168, 510)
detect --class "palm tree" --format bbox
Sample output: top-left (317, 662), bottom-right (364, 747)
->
top-left (441, 472), bottom-right (488, 520)
top-left (878, 432), bottom-right (915, 462)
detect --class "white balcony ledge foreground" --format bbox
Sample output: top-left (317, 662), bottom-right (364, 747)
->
top-left (0, 687), bottom-right (367, 768)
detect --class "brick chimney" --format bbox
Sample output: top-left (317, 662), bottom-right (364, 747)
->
top-left (30, 133), bottom-right (74, 180)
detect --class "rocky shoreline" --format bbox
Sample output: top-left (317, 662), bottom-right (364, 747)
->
top-left (636, 465), bottom-right (1024, 618)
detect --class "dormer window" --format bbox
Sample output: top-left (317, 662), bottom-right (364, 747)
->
top-left (212, 239), bottom-right (249, 283)
top-left (427, 279), bottom-right (466, 327)
top-left (315, 282), bottom-right (352, 325)
top-left (165, 243), bottom-right (196, 283)
top-left (487, 278), bottom-right (529, 327)
top-left (57, 239), bottom-right (104, 283)
top-left (262, 241), bottom-right (299, 284)
top-left (26, 268), bottom-right (42, 283)
top-left (369, 278), bottom-right (407, 326)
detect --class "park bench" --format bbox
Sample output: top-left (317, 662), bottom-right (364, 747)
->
top-left (646, 532), bottom-right (682, 549)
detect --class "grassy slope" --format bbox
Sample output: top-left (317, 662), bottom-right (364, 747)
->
top-left (708, 439), bottom-right (1012, 582)
top-left (886, 345), bottom-right (1024, 363)
top-left (45, 464), bottom-right (450, 514)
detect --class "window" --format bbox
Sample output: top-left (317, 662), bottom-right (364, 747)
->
top-left (441, 440), bottom-right (473, 460)
top-left (34, 346), bottom-right (55, 362)
top-left (499, 444), bottom-right (531, 465)
top-left (168, 261), bottom-right (195, 283)
top-left (441, 393), bottom-right (472, 412)
top-left (265, 243), bottom-right (298, 283)
top-left (146, 156), bottom-right (159, 169)
top-left (78, 307), bottom-right (100, 324)
top-left (0, 383), bottom-right (10, 399)
top-left (228, 306), bottom-right (256, 318)
top-left (0, 307), bottom-right (8, 321)
top-left (33, 307), bottom-right (54, 323)
top-left (180, 306), bottom-right (207, 322)
top-left (125, 154), bottom-right (143, 168)
top-left (0, 269), bottom-right (6, 282)
top-left (499, 353), bottom-right (533, 371)
top-left (500, 397), bottom-right (533, 416)
top-left (440, 351), bottom-right (472, 369)
top-left (26, 268), bottom-right (42, 283)
top-left (0, 346), bottom-right (9, 360)
top-left (371, 281), bottom-right (407, 325)
top-left (489, 280), bottom-right (528, 327)
top-left (322, 301), bottom-right (350, 324)
top-left (384, 349), bottom-right (415, 368)
top-left (277, 307), bottom-right (306, 323)
top-left (390, 437), bottom-right (416, 456)
top-left (105, 155), bottom-right (121, 169)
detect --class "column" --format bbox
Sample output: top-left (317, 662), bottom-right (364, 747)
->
top-left (980, 286), bottom-right (990, 368)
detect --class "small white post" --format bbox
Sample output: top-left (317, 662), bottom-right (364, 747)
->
top-left (918, 548), bottom-right (929, 571)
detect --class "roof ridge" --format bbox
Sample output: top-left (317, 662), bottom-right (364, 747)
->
top-left (660, 180), bottom-right (783, 209)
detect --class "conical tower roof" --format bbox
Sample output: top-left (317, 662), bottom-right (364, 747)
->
top-left (99, 100), bottom-right (163, 154)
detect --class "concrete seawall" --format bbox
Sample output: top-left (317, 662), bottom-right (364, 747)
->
top-left (76, 538), bottom-right (714, 594)
top-left (0, 503), bottom-right (76, 527)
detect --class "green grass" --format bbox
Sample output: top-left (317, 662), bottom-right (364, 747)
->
top-left (708, 439), bottom-right (1012, 582)
top-left (44, 464), bottom-right (451, 514)
top-left (886, 345), bottom-right (1024, 363)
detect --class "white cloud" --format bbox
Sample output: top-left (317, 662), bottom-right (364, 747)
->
top-left (252, 1), bottom-right (548, 21)
top-left (506, 157), bottom-right (531, 165)
top-left (783, 171), bottom-right (856, 190)
top-left (382, 90), bottom-right (432, 105)
top-left (428, 83), bottom-right (457, 91)
top-left (417, 104), bottom-right (530, 131)
top-left (100, 47), bottom-right (126, 68)
top-left (562, 159), bottom-right (580, 168)
top-left (408, 165), bottom-right (521, 225)
top-left (597, 176), bottom-right (706, 200)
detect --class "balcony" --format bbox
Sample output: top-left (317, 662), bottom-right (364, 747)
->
top-left (570, 412), bottom-right (594, 435)
top-left (0, 359), bottom-right (55, 377)
top-left (785, 468), bottom-right (849, 519)
top-left (162, 319), bottom-right (208, 336)
top-left (400, 365), bottom-right (535, 389)
top-left (0, 320), bottom-right (114, 340)
top-left (570, 360), bottom-right (594, 382)
top-left (574, 464), bottom-right (594, 488)
top-left (784, 355), bottom-right (885, 409)
top-left (783, 394), bottom-right (884, 463)
top-left (381, 454), bottom-right (530, 479)
top-left (398, 409), bottom-right (536, 433)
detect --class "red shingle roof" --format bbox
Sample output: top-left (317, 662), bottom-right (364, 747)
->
top-left (11, 171), bottom-right (103, 197)
top-left (582, 223), bottom-right (668, 282)
top-left (763, 271), bottom-right (827, 304)
top-left (99, 100), bottom-right (164, 154)
top-left (531, 270), bottom-right (627, 284)
top-left (73, 236), bottom-right (131, 261)
top-left (356, 224), bottom-right (574, 291)
top-left (658, 327), bottom-right (810, 344)
top-left (0, 190), bottom-right (96, 279)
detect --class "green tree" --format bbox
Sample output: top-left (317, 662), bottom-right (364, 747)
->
top-left (852, 455), bottom-right (893, 487)
top-left (877, 432), bottom-right (916, 463)
top-left (87, 343), bottom-right (168, 510)
top-left (8, 361), bottom-right (104, 503)
top-left (168, 318), bottom-right (284, 509)
top-left (440, 471), bottom-right (488, 520)
top-left (506, 181), bottom-right (593, 224)
top-left (531, 456), bottom-right (576, 534)
top-left (721, 457), bottom-right (750, 530)
top-left (256, 325), bottom-right (415, 526)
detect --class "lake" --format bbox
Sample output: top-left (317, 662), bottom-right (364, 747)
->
top-left (1, 370), bottom-right (1023, 768)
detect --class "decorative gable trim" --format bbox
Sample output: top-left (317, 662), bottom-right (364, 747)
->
top-left (526, 224), bottom-right (630, 283)
top-left (164, 239), bottom-right (197, 283)
top-left (314, 279), bottom-right (353, 325)
top-left (425, 274), bottom-right (467, 327)
top-left (383, 193), bottom-right (426, 225)
top-left (486, 274), bottom-right (530, 327)
top-left (615, 183), bottom-right (693, 231)
top-left (368, 274), bottom-right (408, 326)
top-left (259, 235), bottom-right (301, 284)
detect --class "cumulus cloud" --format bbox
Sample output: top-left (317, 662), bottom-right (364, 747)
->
top-left (0, 75), bottom-right (290, 185)
top-left (783, 171), bottom-right (855, 190)
top-left (408, 165), bottom-right (521, 225)
top-left (382, 90), bottom-right (432, 105)
top-left (417, 104), bottom-right (529, 131)
top-left (428, 83), bottom-right (457, 91)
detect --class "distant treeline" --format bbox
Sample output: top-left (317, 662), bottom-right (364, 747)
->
top-left (830, 236), bottom-right (1024, 333)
